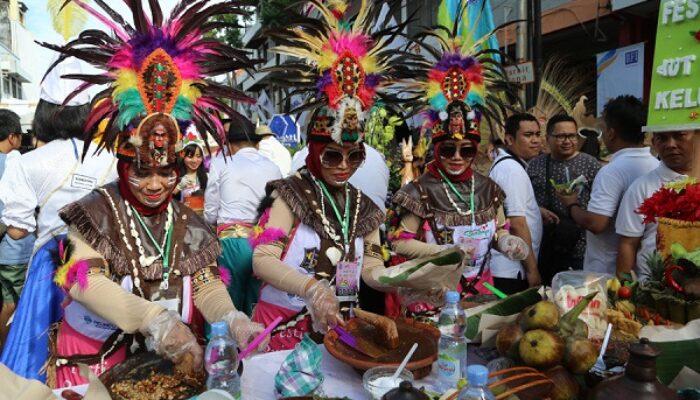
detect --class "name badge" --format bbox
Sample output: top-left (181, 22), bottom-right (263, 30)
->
top-left (71, 174), bottom-right (97, 191)
top-left (335, 260), bottom-right (360, 303)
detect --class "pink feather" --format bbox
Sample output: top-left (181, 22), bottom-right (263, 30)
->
top-left (258, 208), bottom-right (272, 227)
top-left (249, 227), bottom-right (286, 249)
top-left (172, 56), bottom-right (200, 80)
top-left (66, 260), bottom-right (91, 291)
top-left (71, 0), bottom-right (130, 42)
top-left (218, 266), bottom-right (231, 286)
top-left (389, 230), bottom-right (417, 241)
top-left (329, 32), bottom-right (370, 58)
top-left (422, 220), bottom-right (432, 233)
top-left (58, 239), bottom-right (66, 261)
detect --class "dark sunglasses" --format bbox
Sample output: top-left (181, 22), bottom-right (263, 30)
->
top-left (438, 144), bottom-right (477, 159)
top-left (320, 148), bottom-right (366, 168)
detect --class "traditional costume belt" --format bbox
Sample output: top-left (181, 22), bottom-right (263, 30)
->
top-left (217, 222), bottom-right (253, 239)
top-left (47, 324), bottom-right (132, 373)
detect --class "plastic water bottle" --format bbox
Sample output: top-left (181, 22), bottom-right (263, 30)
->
top-left (436, 290), bottom-right (467, 392)
top-left (204, 321), bottom-right (240, 400)
top-left (458, 365), bottom-right (496, 400)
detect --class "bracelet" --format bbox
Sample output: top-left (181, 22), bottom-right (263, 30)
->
top-left (566, 203), bottom-right (581, 215)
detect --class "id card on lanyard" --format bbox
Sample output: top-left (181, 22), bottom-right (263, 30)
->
top-left (335, 259), bottom-right (360, 303)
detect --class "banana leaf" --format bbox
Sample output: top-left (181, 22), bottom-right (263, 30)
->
top-left (653, 339), bottom-right (700, 385)
top-left (464, 287), bottom-right (542, 340)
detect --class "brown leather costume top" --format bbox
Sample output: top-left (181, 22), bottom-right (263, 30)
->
top-left (59, 182), bottom-right (220, 283)
top-left (266, 169), bottom-right (384, 286)
top-left (393, 171), bottom-right (505, 228)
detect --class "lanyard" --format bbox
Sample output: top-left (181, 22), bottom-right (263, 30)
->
top-left (438, 169), bottom-right (476, 225)
top-left (130, 205), bottom-right (173, 279)
top-left (316, 179), bottom-right (350, 249)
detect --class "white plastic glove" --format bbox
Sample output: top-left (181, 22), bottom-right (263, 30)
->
top-left (222, 310), bottom-right (268, 356)
top-left (498, 234), bottom-right (529, 261)
top-left (143, 310), bottom-right (203, 374)
top-left (303, 279), bottom-right (341, 333)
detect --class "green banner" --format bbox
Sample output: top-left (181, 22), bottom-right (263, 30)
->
top-left (646, 0), bottom-right (700, 132)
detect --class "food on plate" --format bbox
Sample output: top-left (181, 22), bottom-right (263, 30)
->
top-left (605, 309), bottom-right (642, 342)
top-left (354, 308), bottom-right (399, 350)
top-left (110, 370), bottom-right (203, 400)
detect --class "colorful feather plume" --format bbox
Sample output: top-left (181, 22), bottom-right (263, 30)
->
top-left (40, 0), bottom-right (257, 157)
top-left (264, 0), bottom-right (422, 143)
top-left (407, 0), bottom-right (519, 142)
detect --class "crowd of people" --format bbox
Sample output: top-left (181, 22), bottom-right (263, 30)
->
top-left (0, 0), bottom-right (697, 397)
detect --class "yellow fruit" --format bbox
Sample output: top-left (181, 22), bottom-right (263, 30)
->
top-left (607, 278), bottom-right (621, 292)
top-left (615, 300), bottom-right (635, 314)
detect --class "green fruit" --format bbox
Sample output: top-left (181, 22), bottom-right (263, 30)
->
top-left (496, 323), bottom-right (523, 360)
top-left (519, 329), bottom-right (565, 370)
top-left (523, 301), bottom-right (560, 331)
top-left (565, 337), bottom-right (597, 374)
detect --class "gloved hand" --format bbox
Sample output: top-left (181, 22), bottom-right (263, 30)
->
top-left (498, 234), bottom-right (529, 261)
top-left (143, 310), bottom-right (202, 374)
top-left (303, 279), bottom-right (342, 333)
top-left (222, 310), bottom-right (268, 356)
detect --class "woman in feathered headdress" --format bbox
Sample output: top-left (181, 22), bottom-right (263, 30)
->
top-left (385, 2), bottom-right (531, 318)
top-left (248, 0), bottom-right (418, 350)
top-left (6, 0), bottom-right (270, 387)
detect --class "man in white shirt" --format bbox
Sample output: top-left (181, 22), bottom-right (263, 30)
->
top-left (489, 113), bottom-right (543, 293)
top-left (559, 96), bottom-right (659, 276)
top-left (616, 129), bottom-right (694, 280)
top-left (292, 143), bottom-right (390, 214)
top-left (0, 58), bottom-right (117, 381)
top-left (204, 119), bottom-right (282, 315)
top-left (256, 124), bottom-right (292, 176)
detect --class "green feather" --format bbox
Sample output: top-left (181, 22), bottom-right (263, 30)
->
top-left (114, 89), bottom-right (146, 129)
top-left (171, 96), bottom-right (193, 121)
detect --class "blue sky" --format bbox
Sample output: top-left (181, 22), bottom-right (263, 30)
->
top-left (22, 0), bottom-right (179, 98)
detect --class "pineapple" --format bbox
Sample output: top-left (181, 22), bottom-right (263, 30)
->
top-left (644, 251), bottom-right (667, 288)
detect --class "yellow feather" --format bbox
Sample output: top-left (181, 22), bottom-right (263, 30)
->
top-left (53, 258), bottom-right (74, 287)
top-left (181, 81), bottom-right (201, 102)
top-left (327, 0), bottom-right (348, 15)
top-left (353, 0), bottom-right (370, 34)
top-left (112, 70), bottom-right (138, 97)
top-left (427, 82), bottom-right (442, 97)
top-left (319, 50), bottom-right (337, 70)
top-left (47, 0), bottom-right (91, 42)
top-left (360, 56), bottom-right (379, 74)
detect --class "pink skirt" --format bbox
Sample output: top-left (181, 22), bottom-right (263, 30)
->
top-left (252, 300), bottom-right (312, 352)
top-left (54, 320), bottom-right (127, 388)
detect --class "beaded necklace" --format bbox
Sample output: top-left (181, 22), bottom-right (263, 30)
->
top-left (438, 169), bottom-right (476, 226)
top-left (313, 178), bottom-right (362, 261)
top-left (101, 188), bottom-right (174, 293)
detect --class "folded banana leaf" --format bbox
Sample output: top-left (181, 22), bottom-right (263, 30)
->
top-left (653, 339), bottom-right (700, 385)
top-left (464, 287), bottom-right (542, 340)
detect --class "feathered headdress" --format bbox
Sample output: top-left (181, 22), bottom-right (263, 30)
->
top-left (408, 1), bottom-right (519, 144)
top-left (40, 0), bottom-right (257, 167)
top-left (265, 0), bottom-right (420, 144)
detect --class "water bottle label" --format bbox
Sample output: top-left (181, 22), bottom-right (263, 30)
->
top-left (437, 353), bottom-right (460, 383)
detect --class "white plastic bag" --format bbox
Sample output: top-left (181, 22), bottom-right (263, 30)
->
top-left (552, 271), bottom-right (611, 338)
